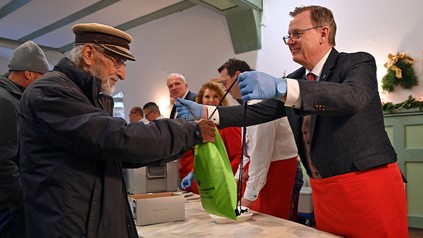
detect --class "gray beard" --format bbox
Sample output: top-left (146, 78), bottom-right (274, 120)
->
top-left (101, 81), bottom-right (115, 96)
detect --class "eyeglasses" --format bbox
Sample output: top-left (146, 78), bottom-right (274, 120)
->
top-left (282, 26), bottom-right (323, 45)
top-left (92, 45), bottom-right (126, 69)
top-left (144, 111), bottom-right (153, 118)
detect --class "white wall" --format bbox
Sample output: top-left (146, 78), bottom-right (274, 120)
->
top-left (2, 0), bottom-right (422, 119)
top-left (118, 0), bottom-right (423, 120)
top-left (119, 5), bottom-right (236, 117)
top-left (255, 0), bottom-right (423, 104)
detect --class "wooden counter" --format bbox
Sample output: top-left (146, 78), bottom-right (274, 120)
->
top-left (136, 196), bottom-right (340, 238)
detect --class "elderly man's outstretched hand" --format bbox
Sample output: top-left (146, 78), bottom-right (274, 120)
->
top-left (197, 120), bottom-right (216, 143)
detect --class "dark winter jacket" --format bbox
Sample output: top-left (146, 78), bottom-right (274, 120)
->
top-left (19, 58), bottom-right (202, 238)
top-left (0, 74), bottom-right (24, 212)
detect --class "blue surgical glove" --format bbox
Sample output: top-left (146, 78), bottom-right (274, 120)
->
top-left (180, 172), bottom-right (194, 190)
top-left (238, 71), bottom-right (287, 101)
top-left (175, 98), bottom-right (203, 120)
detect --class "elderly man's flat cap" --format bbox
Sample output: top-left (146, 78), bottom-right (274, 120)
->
top-left (72, 23), bottom-right (136, 61)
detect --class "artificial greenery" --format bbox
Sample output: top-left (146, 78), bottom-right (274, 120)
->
top-left (381, 52), bottom-right (418, 92)
top-left (382, 95), bottom-right (423, 112)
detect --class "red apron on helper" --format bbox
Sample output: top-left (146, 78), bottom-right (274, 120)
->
top-left (310, 162), bottom-right (408, 238)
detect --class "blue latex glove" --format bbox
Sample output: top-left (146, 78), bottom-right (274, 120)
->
top-left (180, 172), bottom-right (194, 190)
top-left (175, 98), bottom-right (203, 120)
top-left (238, 71), bottom-right (287, 101)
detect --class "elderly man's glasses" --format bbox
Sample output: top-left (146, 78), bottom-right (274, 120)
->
top-left (92, 45), bottom-right (126, 69)
top-left (282, 26), bottom-right (322, 45)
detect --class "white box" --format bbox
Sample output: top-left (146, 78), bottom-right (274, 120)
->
top-left (130, 192), bottom-right (185, 226)
top-left (298, 186), bottom-right (313, 213)
top-left (124, 161), bottom-right (179, 194)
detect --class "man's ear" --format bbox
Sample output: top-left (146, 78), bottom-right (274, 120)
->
top-left (81, 44), bottom-right (96, 66)
top-left (22, 71), bottom-right (39, 87)
top-left (23, 70), bottom-right (32, 80)
top-left (320, 26), bottom-right (329, 44)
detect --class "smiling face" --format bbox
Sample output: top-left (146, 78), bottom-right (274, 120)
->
top-left (286, 10), bottom-right (332, 70)
top-left (201, 88), bottom-right (220, 106)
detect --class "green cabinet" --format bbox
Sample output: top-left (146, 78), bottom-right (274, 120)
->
top-left (384, 110), bottom-right (423, 229)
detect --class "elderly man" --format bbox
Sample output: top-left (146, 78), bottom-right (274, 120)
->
top-left (0, 41), bottom-right (49, 238)
top-left (19, 23), bottom-right (215, 238)
top-left (176, 5), bottom-right (408, 238)
top-left (166, 73), bottom-right (197, 119)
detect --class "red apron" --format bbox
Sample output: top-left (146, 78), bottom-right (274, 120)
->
top-left (310, 162), bottom-right (408, 238)
top-left (242, 157), bottom-right (297, 219)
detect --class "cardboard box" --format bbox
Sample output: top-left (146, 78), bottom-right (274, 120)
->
top-left (130, 192), bottom-right (185, 226)
top-left (298, 186), bottom-right (313, 213)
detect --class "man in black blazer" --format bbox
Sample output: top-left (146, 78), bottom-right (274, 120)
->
top-left (166, 73), bottom-right (198, 192)
top-left (166, 73), bottom-right (197, 119)
top-left (176, 5), bottom-right (408, 238)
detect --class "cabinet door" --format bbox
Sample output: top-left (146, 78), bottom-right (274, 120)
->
top-left (385, 111), bottom-right (423, 229)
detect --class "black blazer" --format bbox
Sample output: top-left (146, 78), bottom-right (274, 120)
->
top-left (218, 48), bottom-right (397, 178)
top-left (170, 90), bottom-right (197, 118)
top-left (185, 90), bottom-right (197, 101)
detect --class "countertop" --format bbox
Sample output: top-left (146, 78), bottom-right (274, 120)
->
top-left (136, 195), bottom-right (340, 238)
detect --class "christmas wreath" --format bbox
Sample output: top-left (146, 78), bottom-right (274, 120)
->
top-left (381, 52), bottom-right (418, 92)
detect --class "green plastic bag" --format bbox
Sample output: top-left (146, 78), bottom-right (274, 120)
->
top-left (193, 128), bottom-right (237, 220)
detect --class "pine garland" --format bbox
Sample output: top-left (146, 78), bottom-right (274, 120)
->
top-left (382, 95), bottom-right (423, 112)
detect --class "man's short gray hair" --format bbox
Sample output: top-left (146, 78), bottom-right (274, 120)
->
top-left (69, 45), bottom-right (84, 66)
top-left (167, 73), bottom-right (186, 84)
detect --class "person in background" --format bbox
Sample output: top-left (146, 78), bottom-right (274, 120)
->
top-left (166, 73), bottom-right (198, 191)
top-left (180, 81), bottom-right (242, 194)
top-left (0, 40), bottom-right (49, 238)
top-left (218, 58), bottom-right (301, 220)
top-left (166, 73), bottom-right (197, 119)
top-left (18, 23), bottom-right (215, 238)
top-left (176, 5), bottom-right (408, 237)
top-left (128, 106), bottom-right (145, 123)
top-left (143, 102), bottom-right (164, 122)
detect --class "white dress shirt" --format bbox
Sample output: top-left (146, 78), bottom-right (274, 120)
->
top-left (235, 100), bottom-right (298, 201)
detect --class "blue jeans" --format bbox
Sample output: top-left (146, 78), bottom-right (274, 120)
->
top-left (0, 207), bottom-right (26, 238)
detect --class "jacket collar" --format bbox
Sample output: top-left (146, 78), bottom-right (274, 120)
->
top-left (287, 48), bottom-right (339, 81)
top-left (54, 57), bottom-right (102, 106)
top-left (319, 48), bottom-right (338, 81)
top-left (0, 74), bottom-right (24, 97)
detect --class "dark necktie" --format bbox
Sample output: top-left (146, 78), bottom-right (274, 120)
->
top-left (307, 73), bottom-right (316, 81)
top-left (302, 72), bottom-right (321, 178)
top-left (170, 105), bottom-right (176, 119)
